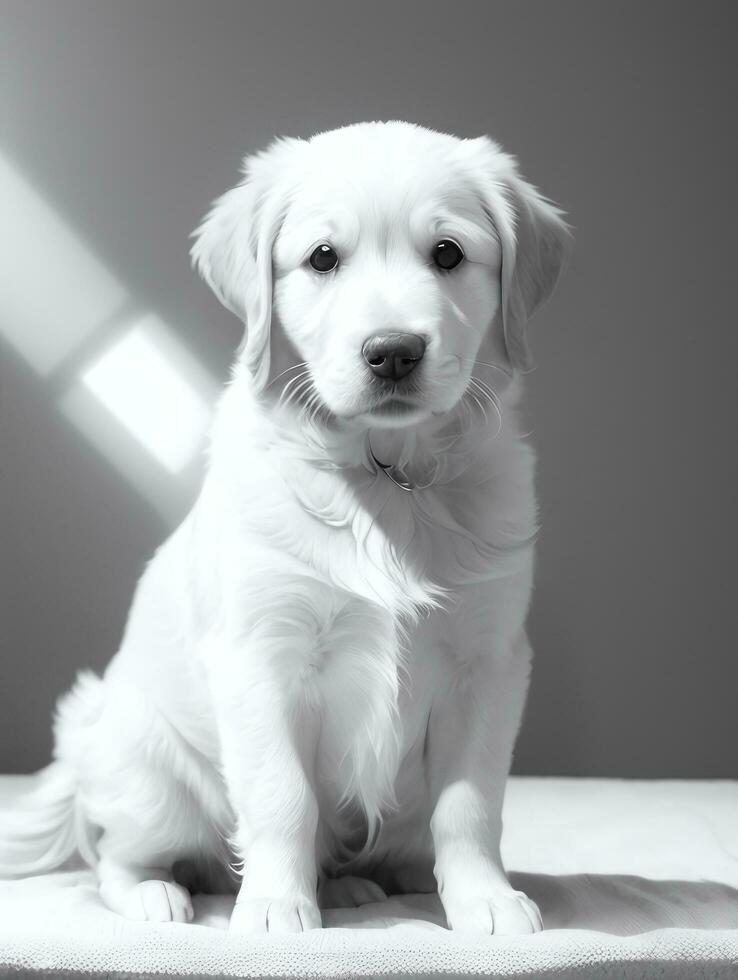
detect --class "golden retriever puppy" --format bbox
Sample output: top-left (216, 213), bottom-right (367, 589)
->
top-left (0, 120), bottom-right (571, 935)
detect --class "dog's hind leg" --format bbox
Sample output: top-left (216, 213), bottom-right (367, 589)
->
top-left (55, 673), bottom-right (232, 922)
top-left (88, 737), bottom-right (229, 922)
top-left (97, 856), bottom-right (194, 922)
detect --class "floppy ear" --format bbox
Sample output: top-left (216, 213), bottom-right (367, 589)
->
top-left (190, 136), bottom-right (306, 389)
top-left (468, 137), bottom-right (573, 372)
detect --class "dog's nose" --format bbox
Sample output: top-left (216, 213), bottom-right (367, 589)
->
top-left (362, 333), bottom-right (426, 381)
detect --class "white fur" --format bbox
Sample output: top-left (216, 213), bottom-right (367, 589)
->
top-left (0, 120), bottom-right (571, 935)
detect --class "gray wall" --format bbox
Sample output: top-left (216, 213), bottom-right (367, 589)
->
top-left (1, 0), bottom-right (736, 776)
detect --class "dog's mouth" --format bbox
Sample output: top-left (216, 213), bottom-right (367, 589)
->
top-left (364, 384), bottom-right (433, 417)
top-left (355, 392), bottom-right (431, 428)
top-left (370, 395), bottom-right (422, 415)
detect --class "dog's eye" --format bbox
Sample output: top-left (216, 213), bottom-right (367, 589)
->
top-left (309, 244), bottom-right (339, 274)
top-left (432, 239), bottom-right (465, 271)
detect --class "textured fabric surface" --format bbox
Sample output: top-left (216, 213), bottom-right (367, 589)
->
top-left (1, 776), bottom-right (737, 979)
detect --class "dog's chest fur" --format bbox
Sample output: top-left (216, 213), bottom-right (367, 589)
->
top-left (228, 421), bottom-right (537, 614)
top-left (204, 378), bottom-right (536, 617)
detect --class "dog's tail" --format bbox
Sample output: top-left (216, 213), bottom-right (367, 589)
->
top-left (0, 762), bottom-right (80, 876)
top-left (0, 671), bottom-right (104, 877)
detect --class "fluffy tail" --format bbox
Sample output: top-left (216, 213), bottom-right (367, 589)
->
top-left (0, 761), bottom-right (81, 877)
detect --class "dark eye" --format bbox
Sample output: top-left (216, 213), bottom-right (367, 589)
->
top-left (309, 243), bottom-right (339, 273)
top-left (432, 239), bottom-right (465, 271)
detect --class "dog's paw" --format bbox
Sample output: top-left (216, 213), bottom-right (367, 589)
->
top-left (441, 887), bottom-right (542, 935)
top-left (318, 874), bottom-right (387, 909)
top-left (229, 895), bottom-right (322, 934)
top-left (122, 880), bottom-right (194, 923)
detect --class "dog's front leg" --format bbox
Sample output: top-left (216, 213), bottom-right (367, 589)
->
top-left (205, 633), bottom-right (322, 934)
top-left (428, 631), bottom-right (542, 935)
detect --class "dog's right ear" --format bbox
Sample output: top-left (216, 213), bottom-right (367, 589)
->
top-left (190, 136), bottom-right (307, 389)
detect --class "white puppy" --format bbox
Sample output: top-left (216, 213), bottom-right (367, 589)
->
top-left (0, 120), bottom-right (570, 935)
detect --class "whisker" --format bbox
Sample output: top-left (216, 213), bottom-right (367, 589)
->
top-left (469, 378), bottom-right (502, 435)
top-left (266, 361), bottom-right (309, 391)
top-left (468, 391), bottom-right (488, 425)
top-left (302, 386), bottom-right (322, 423)
top-left (469, 375), bottom-right (503, 415)
top-left (468, 375), bottom-right (503, 436)
top-left (292, 376), bottom-right (329, 431)
top-left (459, 357), bottom-right (513, 380)
top-left (284, 379), bottom-right (314, 412)
top-left (469, 373), bottom-right (502, 408)
top-left (278, 372), bottom-right (313, 412)
top-left (279, 369), bottom-right (310, 397)
top-left (459, 381), bottom-right (488, 426)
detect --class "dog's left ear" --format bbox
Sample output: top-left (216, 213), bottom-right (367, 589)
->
top-left (190, 136), bottom-right (307, 389)
top-left (466, 137), bottom-right (573, 372)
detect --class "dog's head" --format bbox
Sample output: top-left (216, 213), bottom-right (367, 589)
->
top-left (192, 121), bottom-right (571, 429)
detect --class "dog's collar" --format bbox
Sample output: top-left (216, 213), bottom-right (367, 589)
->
top-left (367, 434), bottom-right (435, 492)
top-left (368, 446), bottom-right (416, 492)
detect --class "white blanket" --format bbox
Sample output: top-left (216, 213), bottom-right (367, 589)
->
top-left (1, 776), bottom-right (737, 979)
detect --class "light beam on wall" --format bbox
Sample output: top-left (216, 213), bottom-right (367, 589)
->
top-left (80, 317), bottom-right (212, 474)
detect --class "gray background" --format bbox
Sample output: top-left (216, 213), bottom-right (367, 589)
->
top-left (1, 0), bottom-right (736, 776)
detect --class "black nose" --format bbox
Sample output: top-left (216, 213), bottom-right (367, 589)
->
top-left (362, 333), bottom-right (426, 381)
